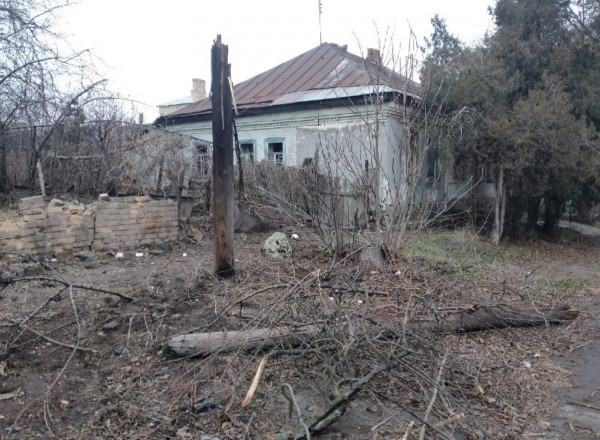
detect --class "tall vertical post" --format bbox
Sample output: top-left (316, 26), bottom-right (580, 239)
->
top-left (211, 35), bottom-right (235, 278)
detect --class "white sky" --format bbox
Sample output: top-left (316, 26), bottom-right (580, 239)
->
top-left (60, 0), bottom-right (495, 121)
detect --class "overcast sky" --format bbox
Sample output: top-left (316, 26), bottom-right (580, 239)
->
top-left (61, 0), bottom-right (495, 121)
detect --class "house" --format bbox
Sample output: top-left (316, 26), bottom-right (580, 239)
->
top-left (155, 43), bottom-right (433, 211)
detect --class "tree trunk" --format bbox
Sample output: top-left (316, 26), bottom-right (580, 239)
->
top-left (417, 303), bottom-right (578, 333)
top-left (28, 126), bottom-right (38, 189)
top-left (543, 193), bottom-right (562, 234)
top-left (0, 129), bottom-right (7, 194)
top-left (36, 158), bottom-right (46, 197)
top-left (491, 166), bottom-right (505, 245)
top-left (168, 304), bottom-right (578, 357)
top-left (169, 325), bottom-right (322, 357)
top-left (526, 196), bottom-right (541, 232)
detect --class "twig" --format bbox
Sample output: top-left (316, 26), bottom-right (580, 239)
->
top-left (10, 276), bottom-right (134, 301)
top-left (241, 356), bottom-right (268, 408)
top-left (6, 318), bottom-right (96, 353)
top-left (319, 284), bottom-right (388, 296)
top-left (567, 401), bottom-right (600, 411)
top-left (2, 286), bottom-right (68, 355)
top-left (402, 421), bottom-right (415, 440)
top-left (9, 321), bottom-right (76, 351)
top-left (163, 284), bottom-right (288, 341)
top-left (43, 286), bottom-right (81, 436)
top-left (407, 412), bottom-right (464, 435)
top-left (282, 383), bottom-right (311, 440)
top-left (276, 352), bottom-right (411, 440)
top-left (419, 352), bottom-right (448, 440)
top-left (373, 391), bottom-right (452, 440)
top-left (370, 412), bottom-right (401, 433)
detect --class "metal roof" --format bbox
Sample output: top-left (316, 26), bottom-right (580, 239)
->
top-left (165, 43), bottom-right (419, 120)
top-left (271, 85), bottom-right (403, 106)
top-left (158, 96), bottom-right (194, 107)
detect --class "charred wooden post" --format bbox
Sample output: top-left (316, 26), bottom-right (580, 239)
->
top-left (211, 35), bottom-right (235, 278)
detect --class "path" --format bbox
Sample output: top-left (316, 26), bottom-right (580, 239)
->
top-left (558, 220), bottom-right (600, 237)
top-left (546, 307), bottom-right (600, 439)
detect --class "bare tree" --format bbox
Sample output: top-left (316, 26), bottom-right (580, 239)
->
top-left (0, 0), bottom-right (108, 196)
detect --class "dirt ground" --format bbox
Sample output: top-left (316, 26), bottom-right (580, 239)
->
top-left (0, 218), bottom-right (599, 439)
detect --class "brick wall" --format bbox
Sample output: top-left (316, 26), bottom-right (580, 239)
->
top-left (92, 196), bottom-right (178, 251)
top-left (0, 195), bottom-right (178, 255)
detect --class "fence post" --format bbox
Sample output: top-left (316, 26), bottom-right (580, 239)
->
top-left (211, 35), bottom-right (235, 278)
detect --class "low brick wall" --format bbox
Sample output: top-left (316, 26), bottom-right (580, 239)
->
top-left (93, 196), bottom-right (178, 251)
top-left (0, 195), bottom-right (178, 255)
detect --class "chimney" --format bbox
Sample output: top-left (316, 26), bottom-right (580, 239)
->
top-left (366, 48), bottom-right (381, 64)
top-left (191, 78), bottom-right (206, 102)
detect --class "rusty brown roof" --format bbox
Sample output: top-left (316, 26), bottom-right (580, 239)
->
top-left (166, 42), bottom-right (417, 119)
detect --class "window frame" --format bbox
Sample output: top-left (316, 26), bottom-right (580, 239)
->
top-left (194, 141), bottom-right (211, 176)
top-left (239, 139), bottom-right (256, 163)
top-left (265, 137), bottom-right (285, 165)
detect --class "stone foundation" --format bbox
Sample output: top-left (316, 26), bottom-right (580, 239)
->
top-left (0, 195), bottom-right (178, 255)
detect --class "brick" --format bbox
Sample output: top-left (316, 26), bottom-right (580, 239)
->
top-left (147, 200), bottom-right (176, 208)
top-left (19, 196), bottom-right (45, 210)
top-left (23, 213), bottom-right (47, 221)
top-left (109, 197), bottom-right (137, 203)
top-left (53, 237), bottom-right (77, 245)
top-left (48, 199), bottom-right (66, 208)
top-left (1, 230), bottom-right (35, 240)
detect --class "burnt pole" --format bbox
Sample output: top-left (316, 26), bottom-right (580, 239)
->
top-left (211, 35), bottom-right (234, 278)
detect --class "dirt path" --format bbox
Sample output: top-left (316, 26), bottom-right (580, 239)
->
top-left (558, 220), bottom-right (600, 237)
top-left (542, 223), bottom-right (600, 438)
top-left (545, 303), bottom-right (600, 439)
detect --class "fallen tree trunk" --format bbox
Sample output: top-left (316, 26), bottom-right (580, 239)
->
top-left (168, 324), bottom-right (322, 357)
top-left (168, 304), bottom-right (578, 357)
top-left (415, 303), bottom-right (579, 333)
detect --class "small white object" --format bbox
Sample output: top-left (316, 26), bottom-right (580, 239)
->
top-left (534, 352), bottom-right (541, 358)
top-left (135, 252), bottom-right (144, 258)
top-left (395, 270), bottom-right (402, 276)
top-left (328, 297), bottom-right (334, 301)
top-left (357, 299), bottom-right (364, 305)
top-left (115, 252), bottom-right (124, 259)
top-left (182, 253), bottom-right (187, 257)
top-left (291, 233), bottom-right (299, 239)
top-left (370, 271), bottom-right (377, 274)
top-left (523, 361), bottom-right (532, 369)
top-left (51, 258), bottom-right (57, 262)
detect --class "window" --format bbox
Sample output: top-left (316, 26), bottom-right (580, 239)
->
top-left (196, 142), bottom-right (210, 176)
top-left (267, 139), bottom-right (284, 164)
top-left (239, 141), bottom-right (255, 163)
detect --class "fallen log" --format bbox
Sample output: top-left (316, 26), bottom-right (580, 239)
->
top-left (423, 303), bottom-right (579, 333)
top-left (168, 324), bottom-right (322, 357)
top-left (168, 304), bottom-right (578, 357)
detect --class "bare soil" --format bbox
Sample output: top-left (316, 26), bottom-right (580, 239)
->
top-left (0, 219), bottom-right (599, 439)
